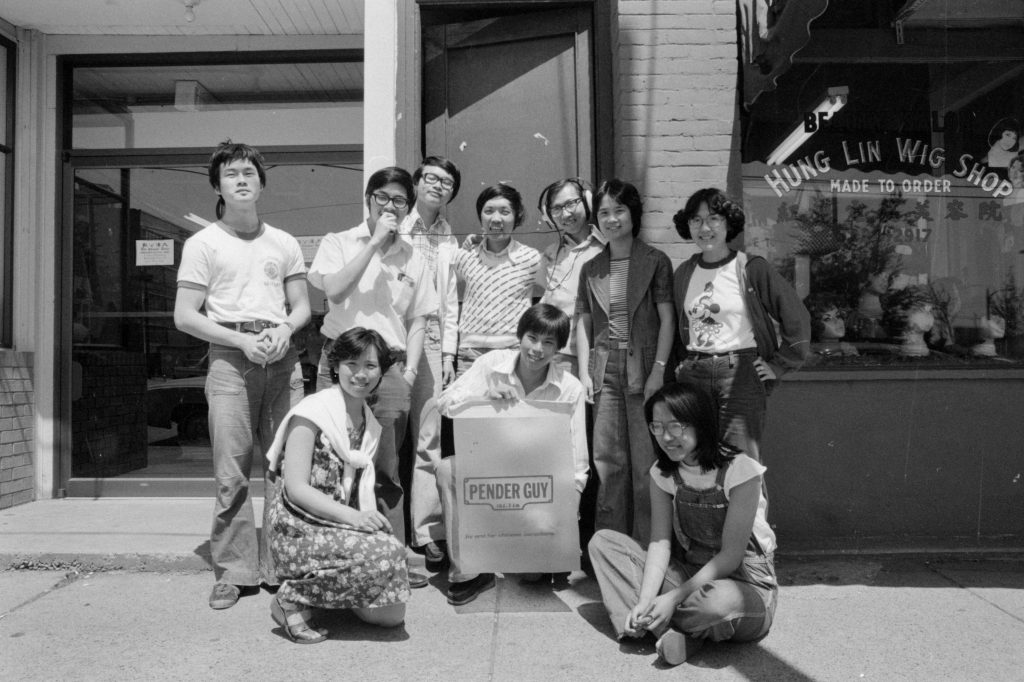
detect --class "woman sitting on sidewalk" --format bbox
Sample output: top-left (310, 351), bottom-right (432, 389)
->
top-left (264, 328), bottom-right (410, 644)
top-left (588, 381), bottom-right (777, 666)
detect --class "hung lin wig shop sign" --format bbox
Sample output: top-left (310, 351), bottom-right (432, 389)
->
top-left (751, 111), bottom-right (1024, 253)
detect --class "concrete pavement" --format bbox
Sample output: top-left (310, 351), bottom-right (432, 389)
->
top-left (2, 499), bottom-right (1023, 681)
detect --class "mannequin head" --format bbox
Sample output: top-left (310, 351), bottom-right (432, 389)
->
top-left (806, 293), bottom-right (849, 342)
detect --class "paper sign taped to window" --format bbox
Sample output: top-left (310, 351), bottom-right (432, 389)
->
top-left (135, 239), bottom-right (174, 266)
top-left (450, 399), bottom-right (580, 574)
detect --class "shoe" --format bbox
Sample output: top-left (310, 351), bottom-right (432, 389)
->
top-left (408, 570), bottom-right (429, 589)
top-left (423, 541), bottom-right (449, 572)
top-left (208, 582), bottom-right (240, 610)
top-left (656, 629), bottom-right (703, 666)
top-left (270, 595), bottom-right (327, 645)
top-left (446, 573), bottom-right (495, 606)
top-left (551, 572), bottom-right (571, 590)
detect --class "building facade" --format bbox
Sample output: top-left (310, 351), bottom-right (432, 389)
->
top-left (0, 0), bottom-right (1021, 551)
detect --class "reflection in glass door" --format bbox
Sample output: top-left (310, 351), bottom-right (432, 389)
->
top-left (67, 160), bottom-right (362, 496)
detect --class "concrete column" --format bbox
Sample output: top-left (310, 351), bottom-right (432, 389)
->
top-left (14, 28), bottom-right (56, 499)
top-left (363, 0), bottom-right (399, 185)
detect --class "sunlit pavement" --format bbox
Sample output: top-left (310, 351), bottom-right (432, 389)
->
top-left (2, 499), bottom-right (1023, 681)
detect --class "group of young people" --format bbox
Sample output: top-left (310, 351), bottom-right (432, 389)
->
top-left (174, 141), bottom-right (810, 666)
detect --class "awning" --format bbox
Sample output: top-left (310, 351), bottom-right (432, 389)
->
top-left (739, 0), bottom-right (830, 110)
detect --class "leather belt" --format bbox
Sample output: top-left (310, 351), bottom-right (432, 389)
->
top-left (609, 339), bottom-right (629, 350)
top-left (688, 348), bottom-right (757, 360)
top-left (219, 320), bottom-right (278, 334)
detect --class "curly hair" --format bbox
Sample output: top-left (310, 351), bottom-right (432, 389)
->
top-left (673, 187), bottom-right (745, 242)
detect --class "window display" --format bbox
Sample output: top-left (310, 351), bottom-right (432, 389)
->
top-left (740, 2), bottom-right (1024, 368)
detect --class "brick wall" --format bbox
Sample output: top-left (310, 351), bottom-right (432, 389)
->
top-left (614, 0), bottom-right (740, 264)
top-left (0, 351), bottom-right (35, 509)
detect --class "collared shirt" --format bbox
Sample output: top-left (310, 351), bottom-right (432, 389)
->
top-left (437, 348), bottom-right (589, 493)
top-left (452, 238), bottom-right (541, 349)
top-left (400, 208), bottom-right (454, 279)
top-left (537, 226), bottom-right (607, 356)
top-left (308, 222), bottom-right (438, 349)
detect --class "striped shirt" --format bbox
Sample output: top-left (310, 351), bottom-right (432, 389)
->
top-left (608, 257), bottom-right (630, 341)
top-left (452, 239), bottom-right (542, 349)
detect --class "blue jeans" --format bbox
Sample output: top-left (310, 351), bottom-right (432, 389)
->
top-left (592, 349), bottom-right (656, 546)
top-left (318, 347), bottom-right (411, 545)
top-left (206, 345), bottom-right (303, 586)
top-left (588, 529), bottom-right (776, 642)
top-left (675, 353), bottom-right (766, 462)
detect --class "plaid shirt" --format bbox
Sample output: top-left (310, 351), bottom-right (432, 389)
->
top-left (401, 209), bottom-right (452, 278)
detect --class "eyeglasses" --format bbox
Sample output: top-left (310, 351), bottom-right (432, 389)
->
top-left (422, 172), bottom-right (455, 190)
top-left (648, 421), bottom-right (691, 438)
top-left (370, 192), bottom-right (409, 210)
top-left (550, 197), bottom-right (584, 216)
top-left (687, 214), bottom-right (727, 231)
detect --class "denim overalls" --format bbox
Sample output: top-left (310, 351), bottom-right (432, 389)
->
top-left (669, 462), bottom-right (777, 641)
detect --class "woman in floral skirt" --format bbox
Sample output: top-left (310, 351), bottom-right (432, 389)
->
top-left (265, 327), bottom-right (410, 643)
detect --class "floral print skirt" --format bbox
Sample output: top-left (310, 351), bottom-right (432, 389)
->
top-left (268, 482), bottom-right (411, 610)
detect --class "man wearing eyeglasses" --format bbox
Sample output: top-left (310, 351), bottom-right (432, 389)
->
top-left (308, 167), bottom-right (438, 587)
top-left (401, 157), bottom-right (463, 574)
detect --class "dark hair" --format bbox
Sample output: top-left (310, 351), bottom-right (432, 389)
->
top-left (413, 155), bottom-right (462, 202)
top-left (364, 167), bottom-right (415, 210)
top-left (208, 140), bottom-right (267, 219)
top-left (988, 118), bottom-right (1020, 148)
top-left (593, 179), bottom-right (643, 237)
top-left (804, 292), bottom-right (847, 341)
top-left (538, 178), bottom-right (592, 225)
top-left (674, 187), bottom-right (745, 242)
top-left (517, 303), bottom-right (571, 349)
top-left (326, 327), bottom-right (397, 385)
top-left (644, 381), bottom-right (737, 474)
top-left (476, 183), bottom-right (526, 228)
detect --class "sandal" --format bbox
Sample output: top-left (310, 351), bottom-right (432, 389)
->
top-left (270, 595), bottom-right (328, 644)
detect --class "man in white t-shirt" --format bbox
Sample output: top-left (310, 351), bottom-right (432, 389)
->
top-left (175, 141), bottom-right (310, 610)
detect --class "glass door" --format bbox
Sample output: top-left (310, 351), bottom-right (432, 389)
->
top-left (64, 157), bottom-right (362, 496)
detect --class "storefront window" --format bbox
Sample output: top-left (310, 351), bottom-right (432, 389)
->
top-left (70, 56), bottom-right (362, 149)
top-left (740, 2), bottom-right (1024, 368)
top-left (61, 52), bottom-right (364, 493)
top-left (0, 36), bottom-right (13, 347)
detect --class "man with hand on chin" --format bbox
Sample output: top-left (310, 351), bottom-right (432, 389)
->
top-left (175, 141), bottom-right (310, 610)
top-left (308, 166), bottom-right (438, 588)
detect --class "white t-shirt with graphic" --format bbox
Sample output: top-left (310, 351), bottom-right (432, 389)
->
top-left (684, 257), bottom-right (756, 353)
top-left (177, 223), bottom-right (306, 324)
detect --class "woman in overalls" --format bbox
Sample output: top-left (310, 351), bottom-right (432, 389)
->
top-left (588, 381), bottom-right (777, 667)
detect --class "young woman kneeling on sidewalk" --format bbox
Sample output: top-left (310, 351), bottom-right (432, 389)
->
top-left (588, 381), bottom-right (777, 666)
top-left (264, 328), bottom-right (410, 643)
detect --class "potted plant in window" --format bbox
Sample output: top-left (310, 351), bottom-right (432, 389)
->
top-left (990, 270), bottom-right (1024, 357)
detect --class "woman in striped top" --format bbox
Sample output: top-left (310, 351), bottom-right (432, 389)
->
top-left (451, 183), bottom-right (542, 376)
top-left (575, 179), bottom-right (675, 545)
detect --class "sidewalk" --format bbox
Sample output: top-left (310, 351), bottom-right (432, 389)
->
top-left (2, 499), bottom-right (1023, 681)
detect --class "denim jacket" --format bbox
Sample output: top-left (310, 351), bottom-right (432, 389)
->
top-left (576, 239), bottom-right (673, 395)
